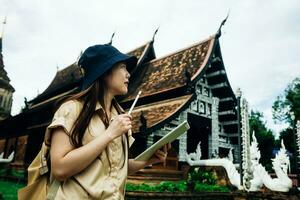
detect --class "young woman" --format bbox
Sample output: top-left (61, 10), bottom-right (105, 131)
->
top-left (45, 44), bottom-right (170, 199)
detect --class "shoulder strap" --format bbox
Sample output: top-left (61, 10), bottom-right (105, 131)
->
top-left (46, 179), bottom-right (60, 200)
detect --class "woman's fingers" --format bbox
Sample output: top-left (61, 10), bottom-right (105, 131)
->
top-left (167, 143), bottom-right (171, 150)
top-left (163, 144), bottom-right (167, 153)
top-left (155, 150), bottom-right (167, 158)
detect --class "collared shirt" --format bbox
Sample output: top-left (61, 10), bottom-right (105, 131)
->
top-left (44, 99), bottom-right (135, 200)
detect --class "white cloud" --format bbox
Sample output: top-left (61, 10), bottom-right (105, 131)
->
top-left (1, 0), bottom-right (299, 136)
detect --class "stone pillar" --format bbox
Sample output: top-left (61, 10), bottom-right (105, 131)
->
top-left (241, 98), bottom-right (251, 190)
top-left (179, 132), bottom-right (187, 162)
top-left (179, 110), bottom-right (188, 162)
top-left (210, 97), bottom-right (219, 158)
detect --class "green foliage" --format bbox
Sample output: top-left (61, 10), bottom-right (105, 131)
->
top-left (155, 181), bottom-right (187, 192)
top-left (0, 168), bottom-right (26, 179)
top-left (126, 168), bottom-right (230, 193)
top-left (249, 110), bottom-right (275, 172)
top-left (188, 168), bottom-right (217, 185)
top-left (125, 181), bottom-right (187, 192)
top-left (272, 77), bottom-right (300, 125)
top-left (0, 179), bottom-right (25, 200)
top-left (272, 77), bottom-right (300, 172)
top-left (194, 183), bottom-right (229, 192)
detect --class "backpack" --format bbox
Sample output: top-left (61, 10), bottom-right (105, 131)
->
top-left (18, 142), bottom-right (60, 200)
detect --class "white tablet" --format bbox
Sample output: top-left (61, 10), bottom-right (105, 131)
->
top-left (134, 120), bottom-right (190, 161)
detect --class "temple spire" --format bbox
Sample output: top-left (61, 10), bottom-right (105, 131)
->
top-left (108, 31), bottom-right (115, 45)
top-left (0, 17), bottom-right (7, 53)
top-left (216, 11), bottom-right (229, 38)
top-left (152, 27), bottom-right (159, 42)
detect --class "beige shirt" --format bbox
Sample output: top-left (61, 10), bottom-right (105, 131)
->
top-left (44, 99), bottom-right (135, 200)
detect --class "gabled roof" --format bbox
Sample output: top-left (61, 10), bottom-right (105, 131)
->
top-left (123, 36), bottom-right (215, 102)
top-left (127, 42), bottom-right (149, 60)
top-left (28, 63), bottom-right (82, 105)
top-left (129, 94), bottom-right (193, 133)
top-left (127, 40), bottom-right (156, 72)
top-left (42, 63), bottom-right (82, 94)
top-left (29, 42), bottom-right (156, 106)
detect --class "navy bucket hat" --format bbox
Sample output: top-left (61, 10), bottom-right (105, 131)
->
top-left (78, 44), bottom-right (137, 91)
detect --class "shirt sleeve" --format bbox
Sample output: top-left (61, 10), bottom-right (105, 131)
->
top-left (44, 100), bottom-right (81, 146)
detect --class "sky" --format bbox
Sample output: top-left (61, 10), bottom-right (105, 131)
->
top-left (0, 0), bottom-right (299, 137)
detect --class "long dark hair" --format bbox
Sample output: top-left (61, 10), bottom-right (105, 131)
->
top-left (59, 72), bottom-right (110, 147)
top-left (54, 67), bottom-right (127, 170)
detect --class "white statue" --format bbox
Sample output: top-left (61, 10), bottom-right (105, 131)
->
top-left (186, 142), bottom-right (201, 165)
top-left (227, 148), bottom-right (234, 162)
top-left (186, 142), bottom-right (243, 190)
top-left (249, 137), bottom-right (292, 192)
top-left (265, 140), bottom-right (292, 192)
top-left (248, 132), bottom-right (263, 191)
top-left (0, 151), bottom-right (14, 164)
top-left (186, 135), bottom-right (293, 192)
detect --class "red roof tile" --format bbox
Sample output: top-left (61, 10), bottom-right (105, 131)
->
top-left (128, 94), bottom-right (193, 133)
top-left (124, 36), bottom-right (215, 101)
top-left (127, 42), bottom-right (149, 60)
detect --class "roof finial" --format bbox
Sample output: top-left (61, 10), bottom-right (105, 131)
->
top-left (76, 50), bottom-right (83, 65)
top-left (152, 27), bottom-right (159, 41)
top-left (108, 31), bottom-right (115, 45)
top-left (0, 16), bottom-right (7, 53)
top-left (216, 11), bottom-right (230, 38)
top-left (0, 16), bottom-right (6, 38)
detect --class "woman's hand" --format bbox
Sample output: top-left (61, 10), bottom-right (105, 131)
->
top-left (106, 114), bottom-right (132, 140)
top-left (147, 143), bottom-right (172, 166)
top-left (128, 143), bottom-right (172, 175)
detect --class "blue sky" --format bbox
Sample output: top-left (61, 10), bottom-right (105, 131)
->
top-left (1, 0), bottom-right (300, 137)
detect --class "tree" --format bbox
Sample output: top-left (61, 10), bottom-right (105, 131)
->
top-left (249, 110), bottom-right (275, 172)
top-left (272, 77), bottom-right (300, 173)
top-left (272, 77), bottom-right (300, 125)
top-left (277, 128), bottom-right (297, 172)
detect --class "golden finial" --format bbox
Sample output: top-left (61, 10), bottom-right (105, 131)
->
top-left (0, 16), bottom-right (7, 38)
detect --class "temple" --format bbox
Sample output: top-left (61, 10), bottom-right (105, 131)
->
top-left (0, 17), bottom-right (14, 121)
top-left (0, 21), bottom-right (239, 174)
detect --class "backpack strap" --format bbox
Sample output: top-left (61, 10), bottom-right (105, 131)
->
top-left (40, 143), bottom-right (49, 175)
top-left (40, 142), bottom-right (61, 199)
top-left (46, 179), bottom-right (60, 200)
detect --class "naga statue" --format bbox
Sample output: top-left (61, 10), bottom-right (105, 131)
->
top-left (186, 142), bottom-right (243, 190)
top-left (186, 135), bottom-right (293, 192)
top-left (249, 133), bottom-right (292, 192)
top-left (0, 151), bottom-right (14, 163)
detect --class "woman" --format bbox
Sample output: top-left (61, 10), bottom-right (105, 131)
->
top-left (46, 44), bottom-right (169, 199)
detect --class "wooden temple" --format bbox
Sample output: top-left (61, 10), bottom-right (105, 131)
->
top-left (0, 22), bottom-right (239, 175)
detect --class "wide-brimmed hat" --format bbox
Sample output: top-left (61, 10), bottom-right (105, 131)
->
top-left (78, 44), bottom-right (137, 91)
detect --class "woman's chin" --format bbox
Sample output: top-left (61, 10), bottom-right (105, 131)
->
top-left (118, 89), bottom-right (128, 95)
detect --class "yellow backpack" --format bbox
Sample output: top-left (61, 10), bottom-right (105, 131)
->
top-left (18, 142), bottom-right (60, 200)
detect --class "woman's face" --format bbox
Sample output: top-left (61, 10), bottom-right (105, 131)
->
top-left (105, 62), bottom-right (130, 95)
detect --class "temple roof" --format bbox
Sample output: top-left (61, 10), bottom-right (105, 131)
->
top-left (123, 36), bottom-right (215, 102)
top-left (127, 43), bottom-right (149, 60)
top-left (29, 42), bottom-right (155, 106)
top-left (129, 94), bottom-right (193, 133)
top-left (0, 38), bottom-right (15, 92)
top-left (28, 63), bottom-right (82, 105)
top-left (44, 63), bottom-right (82, 93)
top-left (126, 40), bottom-right (156, 72)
